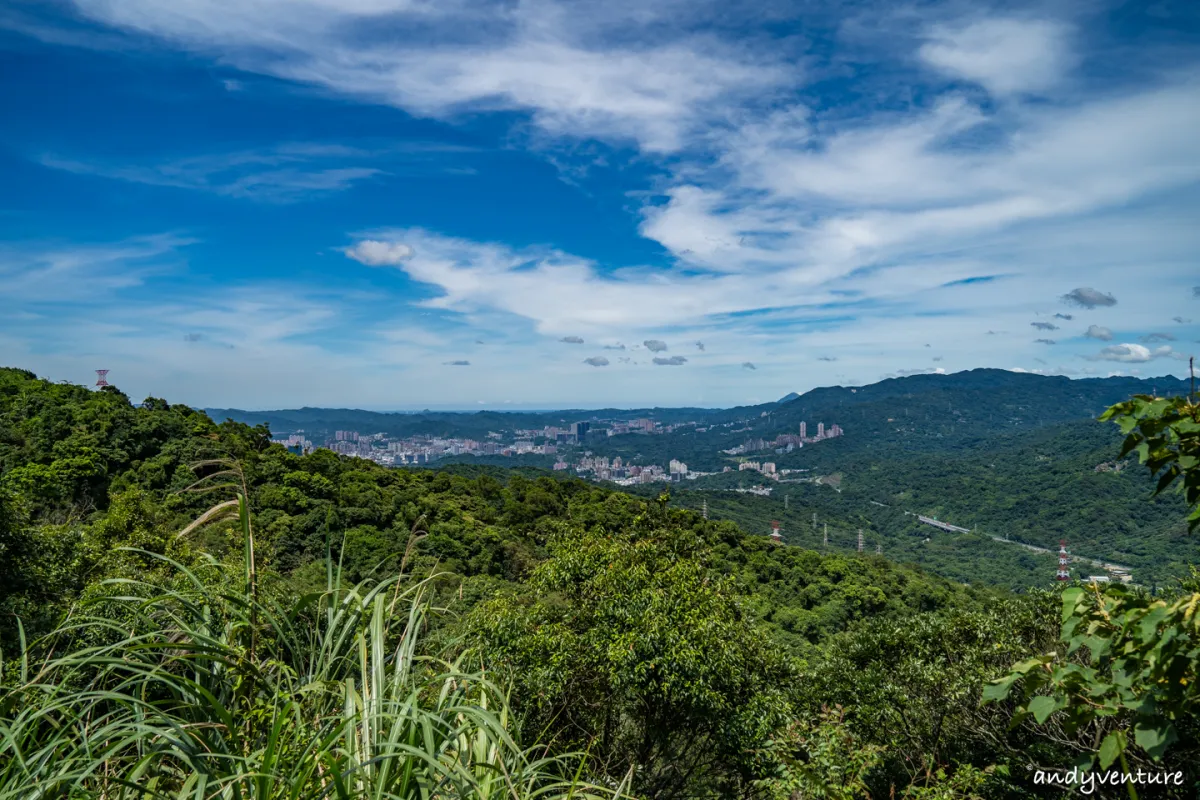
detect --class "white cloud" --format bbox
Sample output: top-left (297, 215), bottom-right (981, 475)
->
top-left (344, 240), bottom-right (414, 266)
top-left (1091, 343), bottom-right (1173, 363)
top-left (63, 0), bottom-right (791, 153)
top-left (919, 18), bottom-right (1074, 96)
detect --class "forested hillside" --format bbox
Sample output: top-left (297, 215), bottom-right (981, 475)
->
top-left (2, 365), bottom-right (1198, 798)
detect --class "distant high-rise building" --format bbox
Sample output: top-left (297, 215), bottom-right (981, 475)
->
top-left (817, 422), bottom-right (825, 438)
top-left (799, 421), bottom-right (807, 439)
top-left (571, 421), bottom-right (590, 440)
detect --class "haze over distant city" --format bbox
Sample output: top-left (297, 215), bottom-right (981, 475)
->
top-left (1, 0), bottom-right (1198, 409)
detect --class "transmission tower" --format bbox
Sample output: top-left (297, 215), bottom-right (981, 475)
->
top-left (857, 529), bottom-right (864, 553)
top-left (784, 494), bottom-right (789, 510)
top-left (823, 523), bottom-right (828, 547)
top-left (812, 512), bottom-right (817, 537)
top-left (1056, 540), bottom-right (1071, 582)
top-left (95, 369), bottom-right (110, 387)
top-left (702, 499), bottom-right (708, 520)
top-left (770, 520), bottom-right (782, 544)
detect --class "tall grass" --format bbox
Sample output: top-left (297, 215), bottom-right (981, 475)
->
top-left (0, 467), bottom-right (624, 799)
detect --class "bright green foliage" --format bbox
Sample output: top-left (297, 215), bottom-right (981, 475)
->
top-left (754, 706), bottom-right (882, 800)
top-left (803, 596), bottom-right (1062, 797)
top-left (899, 763), bottom-right (992, 800)
top-left (984, 584), bottom-right (1200, 770)
top-left (467, 514), bottom-right (796, 798)
top-left (0, 494), bottom-right (619, 800)
top-left (1099, 391), bottom-right (1200, 532)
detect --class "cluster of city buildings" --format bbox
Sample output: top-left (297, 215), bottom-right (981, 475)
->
top-left (722, 421), bottom-right (843, 456)
top-left (269, 417), bottom-right (845, 488)
top-left (554, 454), bottom-right (713, 486)
top-left (514, 422), bottom-right (591, 442)
top-left (272, 428), bottom-right (563, 466)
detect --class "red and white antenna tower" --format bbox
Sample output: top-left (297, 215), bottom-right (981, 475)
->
top-left (769, 520), bottom-right (782, 543)
top-left (1056, 540), bottom-right (1071, 582)
top-left (95, 369), bottom-right (110, 388)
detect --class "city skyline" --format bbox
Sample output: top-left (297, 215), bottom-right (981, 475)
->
top-left (2, 1), bottom-right (1198, 408)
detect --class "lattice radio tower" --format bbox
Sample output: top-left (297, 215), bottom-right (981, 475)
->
top-left (823, 523), bottom-right (828, 548)
top-left (770, 520), bottom-right (783, 544)
top-left (95, 369), bottom-right (110, 388)
top-left (1056, 540), bottom-right (1071, 582)
top-left (857, 529), bottom-right (864, 553)
top-left (702, 499), bottom-right (708, 520)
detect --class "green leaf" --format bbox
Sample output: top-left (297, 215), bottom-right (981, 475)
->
top-left (1098, 730), bottom-right (1126, 770)
top-left (1027, 695), bottom-right (1058, 724)
top-left (982, 676), bottom-right (1017, 703)
top-left (1133, 720), bottom-right (1178, 760)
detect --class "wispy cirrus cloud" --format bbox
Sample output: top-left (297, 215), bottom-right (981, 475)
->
top-left (39, 141), bottom-right (473, 203)
top-left (38, 145), bottom-right (389, 202)
top-left (0, 233), bottom-right (194, 303)
top-left (50, 0), bottom-right (793, 154)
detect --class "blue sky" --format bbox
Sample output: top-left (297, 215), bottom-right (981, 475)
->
top-left (1, 0), bottom-right (1198, 409)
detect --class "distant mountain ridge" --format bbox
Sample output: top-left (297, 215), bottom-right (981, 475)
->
top-left (207, 368), bottom-right (1190, 440)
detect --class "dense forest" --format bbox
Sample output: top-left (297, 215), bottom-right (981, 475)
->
top-left (2, 365), bottom-right (1198, 798)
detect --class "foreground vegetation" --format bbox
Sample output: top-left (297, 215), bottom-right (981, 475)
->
top-left (2, 366), bottom-right (1198, 798)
